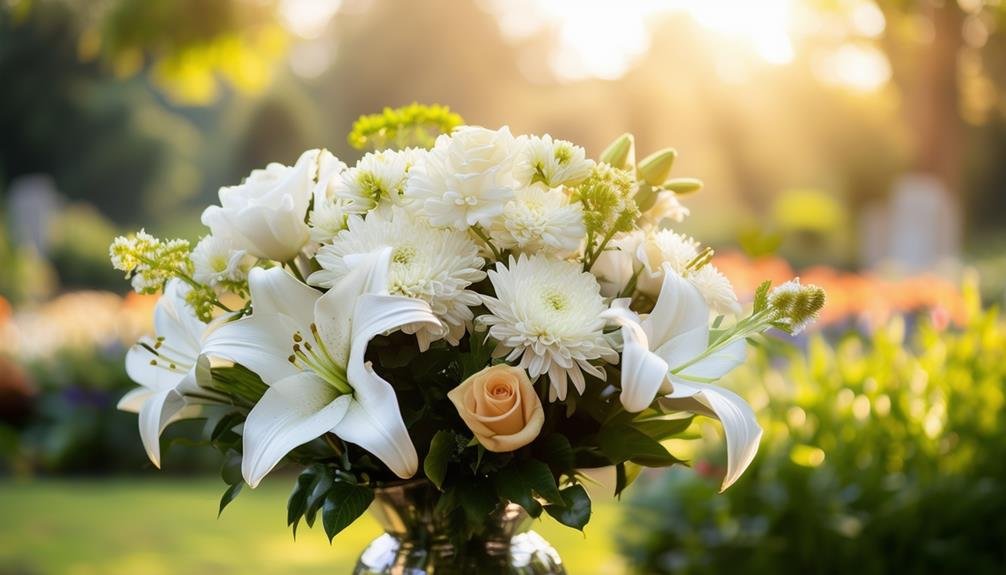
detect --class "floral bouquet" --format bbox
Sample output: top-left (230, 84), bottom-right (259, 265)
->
top-left (110, 104), bottom-right (823, 549)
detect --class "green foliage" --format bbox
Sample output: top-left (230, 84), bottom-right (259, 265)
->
top-left (347, 103), bottom-right (463, 151)
top-left (618, 300), bottom-right (1006, 574)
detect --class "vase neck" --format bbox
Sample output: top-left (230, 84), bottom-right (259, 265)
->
top-left (369, 480), bottom-right (532, 542)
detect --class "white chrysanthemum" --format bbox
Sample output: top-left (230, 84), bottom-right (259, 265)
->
top-left (405, 126), bottom-right (520, 230)
top-left (479, 254), bottom-right (618, 402)
top-left (635, 229), bottom-right (741, 315)
top-left (689, 264), bottom-right (741, 316)
top-left (635, 229), bottom-right (699, 296)
top-left (639, 191), bottom-right (690, 227)
top-left (192, 235), bottom-right (256, 288)
top-left (309, 199), bottom-right (351, 243)
top-left (488, 183), bottom-right (585, 257)
top-left (326, 148), bottom-right (423, 214)
top-left (308, 208), bottom-right (485, 350)
top-left (514, 134), bottom-right (594, 188)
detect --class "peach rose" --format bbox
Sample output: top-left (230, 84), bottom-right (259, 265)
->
top-left (447, 364), bottom-right (545, 452)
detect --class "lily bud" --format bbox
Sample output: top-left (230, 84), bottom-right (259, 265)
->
top-left (637, 148), bottom-right (677, 186)
top-left (599, 133), bottom-right (635, 169)
top-left (634, 182), bottom-right (659, 212)
top-left (664, 178), bottom-right (703, 195)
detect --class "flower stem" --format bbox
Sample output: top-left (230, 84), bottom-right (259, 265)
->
top-left (285, 259), bottom-right (307, 283)
top-left (470, 225), bottom-right (502, 261)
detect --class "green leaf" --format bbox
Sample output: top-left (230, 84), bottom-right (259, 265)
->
top-left (493, 459), bottom-right (563, 517)
top-left (218, 482), bottom-right (243, 517)
top-left (753, 280), bottom-right (773, 313)
top-left (535, 434), bottom-right (575, 474)
top-left (321, 481), bottom-right (375, 542)
top-left (287, 465), bottom-right (321, 537)
top-left (209, 412), bottom-right (244, 443)
top-left (424, 430), bottom-right (456, 490)
top-left (597, 423), bottom-right (684, 467)
top-left (220, 451), bottom-right (243, 485)
top-left (614, 462), bottom-right (643, 498)
top-left (634, 416), bottom-right (695, 441)
top-left (545, 484), bottom-right (592, 531)
top-left (304, 466), bottom-right (334, 528)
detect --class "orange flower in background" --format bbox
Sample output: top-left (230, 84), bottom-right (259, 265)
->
top-left (714, 252), bottom-right (967, 330)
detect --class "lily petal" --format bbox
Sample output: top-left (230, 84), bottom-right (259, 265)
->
top-left (241, 371), bottom-right (351, 488)
top-left (117, 387), bottom-right (154, 414)
top-left (644, 267), bottom-right (709, 366)
top-left (153, 280), bottom-right (205, 359)
top-left (330, 368), bottom-right (418, 479)
top-left (335, 293), bottom-right (441, 478)
top-left (202, 312), bottom-right (303, 384)
top-left (659, 380), bottom-right (762, 491)
top-left (137, 387), bottom-right (200, 468)
top-left (125, 341), bottom-right (186, 392)
top-left (602, 304), bottom-right (669, 413)
top-left (247, 267), bottom-right (321, 328)
top-left (671, 338), bottom-right (747, 384)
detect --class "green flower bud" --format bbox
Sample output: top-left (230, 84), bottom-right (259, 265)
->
top-left (599, 133), bottom-right (635, 169)
top-left (664, 178), bottom-right (703, 195)
top-left (637, 148), bottom-right (677, 186)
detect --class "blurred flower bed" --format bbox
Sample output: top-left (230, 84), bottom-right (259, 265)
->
top-left (617, 280), bottom-right (1006, 574)
top-left (715, 251), bottom-right (968, 330)
top-left (0, 291), bottom-right (217, 474)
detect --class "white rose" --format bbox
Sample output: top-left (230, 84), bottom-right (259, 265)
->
top-left (405, 126), bottom-right (520, 230)
top-left (202, 149), bottom-right (320, 262)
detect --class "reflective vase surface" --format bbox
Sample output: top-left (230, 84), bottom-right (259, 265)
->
top-left (353, 479), bottom-right (566, 574)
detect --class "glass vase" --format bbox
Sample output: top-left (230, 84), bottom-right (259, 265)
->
top-left (353, 479), bottom-right (566, 574)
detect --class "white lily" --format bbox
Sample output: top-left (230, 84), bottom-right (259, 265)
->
top-left (202, 248), bottom-right (442, 487)
top-left (118, 280), bottom-right (214, 468)
top-left (601, 265), bottom-right (761, 491)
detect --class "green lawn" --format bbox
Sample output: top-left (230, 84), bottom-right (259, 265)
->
top-left (0, 478), bottom-right (626, 574)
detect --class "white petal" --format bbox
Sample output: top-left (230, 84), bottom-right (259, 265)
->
top-left (312, 247), bottom-right (394, 363)
top-left (330, 369), bottom-right (419, 479)
top-left (154, 280), bottom-right (205, 359)
top-left (201, 312), bottom-right (302, 384)
top-left (335, 293), bottom-right (439, 478)
top-left (137, 388), bottom-right (197, 468)
top-left (241, 372), bottom-right (350, 488)
top-left (125, 341), bottom-right (186, 392)
top-left (602, 305), bottom-right (669, 413)
top-left (645, 268), bottom-right (710, 368)
top-left (671, 339), bottom-right (747, 383)
top-left (247, 267), bottom-right (321, 328)
top-left (659, 381), bottom-right (762, 491)
top-left (350, 294), bottom-right (442, 352)
top-left (117, 387), bottom-right (154, 414)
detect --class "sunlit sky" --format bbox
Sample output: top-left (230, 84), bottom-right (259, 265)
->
top-left (278, 0), bottom-right (893, 92)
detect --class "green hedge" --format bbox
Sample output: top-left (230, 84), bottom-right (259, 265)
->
top-left (619, 289), bottom-right (1006, 574)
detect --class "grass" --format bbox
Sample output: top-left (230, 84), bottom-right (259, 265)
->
top-left (0, 478), bottom-right (627, 574)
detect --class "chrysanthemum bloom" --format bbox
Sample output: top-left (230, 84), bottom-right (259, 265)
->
top-left (479, 254), bottom-right (618, 401)
top-left (636, 229), bottom-right (741, 316)
top-left (191, 235), bottom-right (255, 289)
top-left (514, 134), bottom-right (594, 188)
top-left (488, 183), bottom-right (585, 258)
top-left (328, 148), bottom-right (422, 214)
top-left (309, 208), bottom-right (484, 350)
